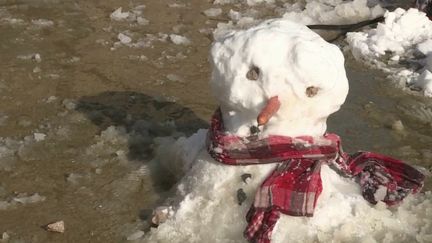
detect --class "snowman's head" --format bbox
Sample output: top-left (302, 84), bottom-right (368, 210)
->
top-left (209, 19), bottom-right (349, 137)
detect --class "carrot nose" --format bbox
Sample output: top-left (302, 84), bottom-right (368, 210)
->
top-left (257, 96), bottom-right (281, 126)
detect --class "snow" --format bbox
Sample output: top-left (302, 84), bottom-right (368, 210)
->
top-left (145, 18), bottom-right (432, 243)
top-left (347, 8), bottom-right (432, 96)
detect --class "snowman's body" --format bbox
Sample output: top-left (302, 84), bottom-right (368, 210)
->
top-left (144, 20), bottom-right (431, 243)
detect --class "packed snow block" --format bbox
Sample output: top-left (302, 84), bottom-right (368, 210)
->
top-left (145, 19), bottom-right (431, 243)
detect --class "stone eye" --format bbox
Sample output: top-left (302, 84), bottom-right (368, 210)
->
top-left (306, 86), bottom-right (319, 97)
top-left (246, 66), bottom-right (260, 80)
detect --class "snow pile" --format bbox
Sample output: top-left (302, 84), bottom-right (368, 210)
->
top-left (212, 0), bottom-right (384, 41)
top-left (282, 0), bottom-right (384, 25)
top-left (347, 8), bottom-right (432, 96)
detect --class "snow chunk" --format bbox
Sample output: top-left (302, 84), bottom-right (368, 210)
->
top-left (34, 133), bottom-right (46, 142)
top-left (118, 33), bottom-right (132, 44)
top-left (137, 16), bottom-right (149, 25)
top-left (203, 8), bottom-right (223, 17)
top-left (110, 7), bottom-right (130, 21)
top-left (169, 34), bottom-right (191, 45)
top-left (166, 74), bottom-right (183, 83)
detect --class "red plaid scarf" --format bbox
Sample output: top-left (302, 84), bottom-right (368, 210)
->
top-left (206, 109), bottom-right (425, 243)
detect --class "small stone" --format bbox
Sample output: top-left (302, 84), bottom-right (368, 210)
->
top-left (391, 120), bottom-right (404, 131)
top-left (126, 230), bottom-right (145, 241)
top-left (250, 126), bottom-right (260, 135)
top-left (237, 188), bottom-right (247, 206)
top-left (241, 173), bottom-right (252, 184)
top-left (45, 220), bottom-right (65, 233)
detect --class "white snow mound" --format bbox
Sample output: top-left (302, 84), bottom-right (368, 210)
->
top-left (347, 8), bottom-right (432, 96)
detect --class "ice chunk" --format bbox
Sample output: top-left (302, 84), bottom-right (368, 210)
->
top-left (34, 133), bottom-right (46, 142)
top-left (110, 7), bottom-right (130, 21)
top-left (137, 17), bottom-right (149, 25)
top-left (203, 8), bottom-right (222, 17)
top-left (169, 34), bottom-right (191, 45)
top-left (118, 33), bottom-right (132, 44)
top-left (166, 74), bottom-right (183, 82)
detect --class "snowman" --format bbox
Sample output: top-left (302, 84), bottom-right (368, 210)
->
top-left (144, 19), bottom-right (429, 243)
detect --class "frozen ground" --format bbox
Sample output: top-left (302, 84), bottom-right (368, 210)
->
top-left (0, 0), bottom-right (430, 242)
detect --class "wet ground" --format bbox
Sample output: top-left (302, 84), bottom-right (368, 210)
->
top-left (0, 0), bottom-right (431, 242)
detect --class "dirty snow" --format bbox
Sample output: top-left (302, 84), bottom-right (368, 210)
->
top-left (347, 8), bottom-right (432, 96)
